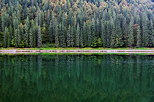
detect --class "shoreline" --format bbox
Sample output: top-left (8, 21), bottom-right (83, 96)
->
top-left (1, 49), bottom-right (154, 54)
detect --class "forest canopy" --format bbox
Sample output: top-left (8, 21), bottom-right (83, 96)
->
top-left (0, 0), bottom-right (154, 48)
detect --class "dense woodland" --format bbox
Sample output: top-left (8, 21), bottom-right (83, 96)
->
top-left (0, 0), bottom-right (154, 48)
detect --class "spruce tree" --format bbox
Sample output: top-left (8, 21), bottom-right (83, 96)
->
top-left (70, 25), bottom-right (74, 47)
top-left (76, 23), bottom-right (80, 47)
top-left (80, 29), bottom-right (84, 47)
top-left (101, 19), bottom-right (106, 47)
top-left (136, 25), bottom-right (141, 47)
top-left (29, 27), bottom-right (33, 48)
top-left (67, 25), bottom-right (71, 47)
top-left (17, 26), bottom-right (21, 47)
top-left (37, 26), bottom-right (42, 48)
top-left (3, 27), bottom-right (8, 48)
top-left (25, 17), bottom-right (30, 47)
top-left (128, 18), bottom-right (134, 47)
top-left (141, 12), bottom-right (149, 47)
top-left (55, 21), bottom-right (59, 47)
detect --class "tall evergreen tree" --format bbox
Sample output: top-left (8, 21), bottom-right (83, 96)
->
top-left (128, 18), bottom-right (134, 47)
top-left (29, 27), bottom-right (33, 48)
top-left (25, 17), bottom-right (30, 47)
top-left (37, 26), bottom-right (42, 48)
top-left (141, 12), bottom-right (149, 47)
top-left (3, 27), bottom-right (8, 48)
top-left (76, 23), bottom-right (80, 47)
top-left (136, 25), bottom-right (141, 47)
top-left (67, 25), bottom-right (71, 47)
top-left (55, 21), bottom-right (59, 47)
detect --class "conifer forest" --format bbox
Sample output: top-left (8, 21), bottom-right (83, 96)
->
top-left (0, 0), bottom-right (154, 48)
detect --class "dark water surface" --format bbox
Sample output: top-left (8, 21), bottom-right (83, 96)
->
top-left (0, 55), bottom-right (153, 102)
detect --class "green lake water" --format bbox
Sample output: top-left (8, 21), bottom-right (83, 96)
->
top-left (0, 55), bottom-right (153, 102)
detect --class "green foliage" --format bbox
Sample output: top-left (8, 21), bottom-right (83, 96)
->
top-left (3, 27), bottom-right (9, 48)
top-left (42, 43), bottom-right (53, 48)
top-left (0, 0), bottom-right (153, 48)
top-left (128, 18), bottom-right (134, 48)
top-left (136, 26), bottom-right (142, 48)
top-left (37, 26), bottom-right (42, 48)
top-left (91, 38), bottom-right (103, 48)
top-left (0, 32), bottom-right (3, 47)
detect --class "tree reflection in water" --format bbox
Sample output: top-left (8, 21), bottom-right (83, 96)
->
top-left (0, 55), bottom-right (153, 102)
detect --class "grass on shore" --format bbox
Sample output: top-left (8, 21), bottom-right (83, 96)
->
top-left (1, 53), bottom-right (154, 56)
top-left (1, 47), bottom-right (154, 50)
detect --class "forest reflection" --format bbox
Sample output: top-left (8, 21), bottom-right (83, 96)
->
top-left (0, 55), bottom-right (153, 102)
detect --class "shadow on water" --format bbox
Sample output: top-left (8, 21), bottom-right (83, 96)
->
top-left (0, 55), bottom-right (153, 102)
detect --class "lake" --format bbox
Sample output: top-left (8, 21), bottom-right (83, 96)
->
top-left (0, 55), bottom-right (153, 102)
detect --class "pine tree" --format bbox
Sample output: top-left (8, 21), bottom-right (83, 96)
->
top-left (60, 23), bottom-right (66, 47)
top-left (48, 12), bottom-right (55, 43)
top-left (110, 25), bottom-right (117, 48)
top-left (37, 26), bottom-right (42, 48)
top-left (101, 19), bottom-right (106, 47)
top-left (67, 25), bottom-right (71, 47)
top-left (141, 12), bottom-right (149, 47)
top-left (76, 23), bottom-right (80, 47)
top-left (29, 27), bottom-right (33, 48)
top-left (80, 29), bottom-right (84, 47)
top-left (55, 21), bottom-right (59, 47)
top-left (83, 22), bottom-right (87, 47)
top-left (110, 17), bottom-right (116, 48)
top-left (8, 26), bottom-right (13, 47)
top-left (17, 26), bottom-right (21, 47)
top-left (136, 25), bottom-right (141, 47)
top-left (49, 21), bottom-right (53, 43)
top-left (91, 18), bottom-right (96, 43)
top-left (128, 18), bottom-right (134, 47)
top-left (87, 21), bottom-right (92, 47)
top-left (1, 13), bottom-right (5, 32)
top-left (14, 29), bottom-right (18, 47)
top-left (3, 27), bottom-right (8, 48)
top-left (70, 25), bottom-right (74, 47)
top-left (150, 20), bottom-right (154, 46)
top-left (19, 23), bottom-right (24, 47)
top-left (25, 17), bottom-right (30, 47)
